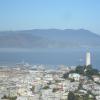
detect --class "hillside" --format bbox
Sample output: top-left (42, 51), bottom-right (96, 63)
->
top-left (0, 29), bottom-right (100, 48)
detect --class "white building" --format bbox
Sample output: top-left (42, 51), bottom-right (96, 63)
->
top-left (86, 52), bottom-right (91, 66)
top-left (69, 73), bottom-right (80, 81)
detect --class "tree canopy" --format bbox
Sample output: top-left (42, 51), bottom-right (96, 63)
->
top-left (68, 92), bottom-right (76, 100)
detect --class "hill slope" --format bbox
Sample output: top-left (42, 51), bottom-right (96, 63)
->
top-left (0, 29), bottom-right (100, 48)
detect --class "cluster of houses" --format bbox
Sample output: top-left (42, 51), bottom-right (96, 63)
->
top-left (0, 64), bottom-right (100, 100)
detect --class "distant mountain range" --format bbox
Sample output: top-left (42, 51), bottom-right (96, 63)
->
top-left (0, 29), bottom-right (100, 48)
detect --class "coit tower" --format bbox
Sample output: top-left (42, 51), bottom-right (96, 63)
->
top-left (86, 52), bottom-right (91, 66)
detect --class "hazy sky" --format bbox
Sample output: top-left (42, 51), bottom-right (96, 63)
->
top-left (0, 0), bottom-right (100, 34)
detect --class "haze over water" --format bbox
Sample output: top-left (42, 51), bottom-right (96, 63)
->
top-left (0, 47), bottom-right (100, 70)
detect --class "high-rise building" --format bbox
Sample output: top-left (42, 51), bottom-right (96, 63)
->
top-left (86, 52), bottom-right (91, 66)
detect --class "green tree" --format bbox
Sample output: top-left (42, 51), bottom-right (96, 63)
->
top-left (1, 95), bottom-right (17, 100)
top-left (68, 92), bottom-right (76, 100)
top-left (63, 73), bottom-right (69, 79)
top-left (30, 86), bottom-right (35, 93)
top-left (52, 88), bottom-right (59, 92)
top-left (85, 65), bottom-right (99, 77)
top-left (75, 65), bottom-right (84, 74)
top-left (43, 85), bottom-right (49, 89)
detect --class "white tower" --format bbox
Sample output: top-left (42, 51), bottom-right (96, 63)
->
top-left (86, 52), bottom-right (91, 66)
